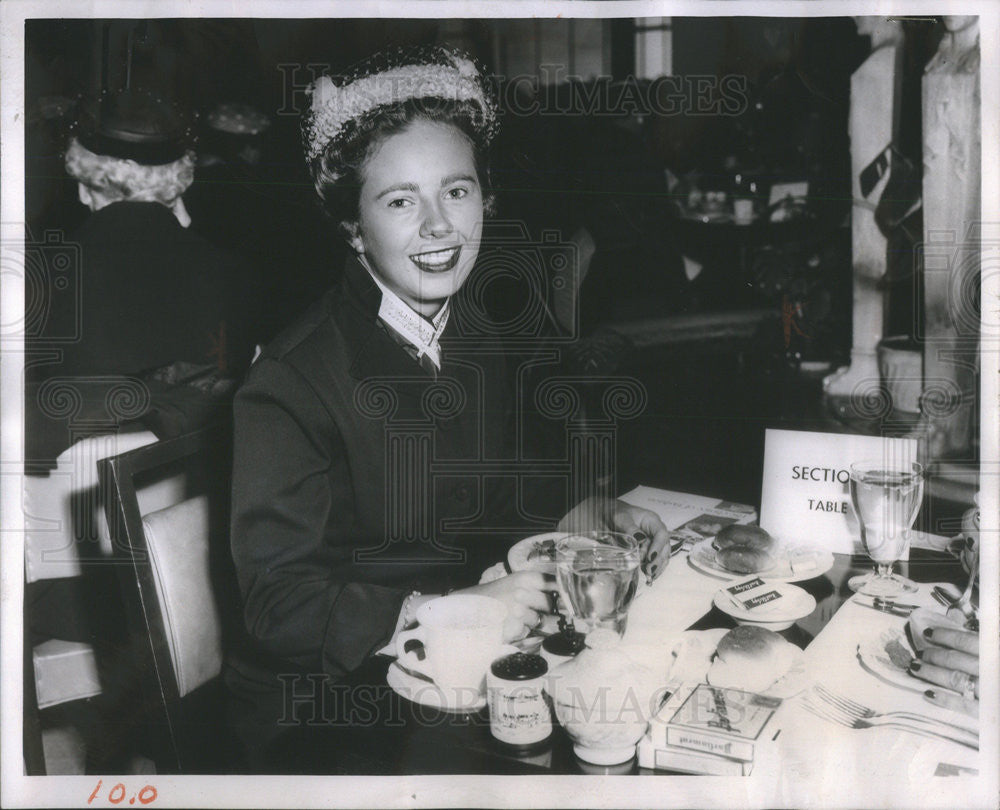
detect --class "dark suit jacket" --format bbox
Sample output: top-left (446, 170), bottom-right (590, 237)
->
top-left (25, 201), bottom-right (259, 467)
top-left (226, 257), bottom-right (568, 758)
top-left (39, 200), bottom-right (256, 376)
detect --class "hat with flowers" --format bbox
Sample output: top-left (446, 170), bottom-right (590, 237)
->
top-left (302, 45), bottom-right (498, 166)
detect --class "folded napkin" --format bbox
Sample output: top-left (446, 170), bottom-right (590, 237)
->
top-left (759, 708), bottom-right (982, 802)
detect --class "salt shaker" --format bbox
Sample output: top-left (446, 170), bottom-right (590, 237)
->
top-left (487, 652), bottom-right (551, 751)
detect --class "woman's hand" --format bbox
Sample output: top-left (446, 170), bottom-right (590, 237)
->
top-left (607, 502), bottom-right (671, 582)
top-left (557, 497), bottom-right (671, 582)
top-left (910, 626), bottom-right (979, 716)
top-left (458, 571), bottom-right (553, 642)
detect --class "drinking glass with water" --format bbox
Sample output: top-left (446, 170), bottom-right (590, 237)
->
top-left (555, 532), bottom-right (641, 637)
top-left (847, 460), bottom-right (924, 597)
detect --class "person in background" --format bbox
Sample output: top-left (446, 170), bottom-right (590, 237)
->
top-left (24, 87), bottom-right (258, 771)
top-left (26, 87), bottom-right (258, 469)
top-left (184, 101), bottom-right (269, 336)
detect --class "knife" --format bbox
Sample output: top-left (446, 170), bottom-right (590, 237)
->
top-left (854, 598), bottom-right (915, 617)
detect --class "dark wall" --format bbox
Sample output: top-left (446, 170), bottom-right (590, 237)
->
top-left (26, 17), bottom-right (934, 344)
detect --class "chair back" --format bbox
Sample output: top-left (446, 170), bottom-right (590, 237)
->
top-left (141, 496), bottom-right (221, 697)
top-left (99, 423), bottom-right (237, 773)
top-left (23, 430), bottom-right (178, 582)
top-left (23, 429), bottom-right (191, 774)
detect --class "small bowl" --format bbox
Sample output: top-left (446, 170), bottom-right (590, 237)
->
top-left (712, 583), bottom-right (816, 632)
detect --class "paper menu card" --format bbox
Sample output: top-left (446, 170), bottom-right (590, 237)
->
top-left (759, 429), bottom-right (919, 554)
top-left (617, 486), bottom-right (758, 542)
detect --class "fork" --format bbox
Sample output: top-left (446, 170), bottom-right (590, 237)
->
top-left (806, 684), bottom-right (979, 740)
top-left (812, 684), bottom-right (978, 735)
top-left (931, 586), bottom-right (953, 608)
top-left (801, 697), bottom-right (979, 750)
top-left (932, 582), bottom-right (979, 630)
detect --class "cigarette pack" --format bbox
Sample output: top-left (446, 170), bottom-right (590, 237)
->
top-left (637, 735), bottom-right (753, 775)
top-left (648, 683), bottom-right (780, 762)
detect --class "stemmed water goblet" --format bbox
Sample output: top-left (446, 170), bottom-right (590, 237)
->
top-left (847, 459), bottom-right (924, 597)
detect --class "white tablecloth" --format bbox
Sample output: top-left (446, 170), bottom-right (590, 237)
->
top-left (625, 551), bottom-right (723, 647)
top-left (622, 551), bottom-right (983, 799)
top-left (754, 580), bottom-right (981, 799)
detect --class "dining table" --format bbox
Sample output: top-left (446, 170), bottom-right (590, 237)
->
top-left (261, 532), bottom-right (982, 790)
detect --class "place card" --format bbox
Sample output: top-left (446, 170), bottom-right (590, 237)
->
top-left (759, 429), bottom-right (918, 554)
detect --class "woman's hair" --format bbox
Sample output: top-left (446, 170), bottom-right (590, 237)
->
top-left (64, 137), bottom-right (195, 205)
top-left (310, 97), bottom-right (495, 236)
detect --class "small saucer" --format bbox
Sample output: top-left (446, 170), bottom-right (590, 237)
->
top-left (713, 582), bottom-right (816, 631)
top-left (387, 662), bottom-right (487, 713)
top-left (857, 628), bottom-right (924, 694)
top-left (387, 644), bottom-right (520, 713)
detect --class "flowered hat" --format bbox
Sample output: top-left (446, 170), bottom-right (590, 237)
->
top-left (302, 45), bottom-right (499, 167)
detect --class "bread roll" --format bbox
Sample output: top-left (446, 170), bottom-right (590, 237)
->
top-left (717, 546), bottom-right (775, 574)
top-left (716, 625), bottom-right (784, 659)
top-left (708, 626), bottom-right (797, 693)
top-left (714, 524), bottom-right (775, 553)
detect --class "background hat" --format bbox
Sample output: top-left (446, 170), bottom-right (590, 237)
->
top-left (206, 102), bottom-right (270, 136)
top-left (76, 87), bottom-right (195, 164)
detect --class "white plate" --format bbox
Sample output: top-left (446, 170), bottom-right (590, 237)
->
top-left (508, 532), bottom-right (684, 577)
top-left (856, 627), bottom-right (925, 694)
top-left (507, 532), bottom-right (564, 574)
top-left (713, 582), bottom-right (817, 631)
top-left (387, 662), bottom-right (487, 712)
top-left (688, 538), bottom-right (834, 582)
top-left (667, 629), bottom-right (809, 699)
top-left (386, 645), bottom-right (521, 714)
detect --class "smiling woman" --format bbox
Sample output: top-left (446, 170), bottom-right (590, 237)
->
top-left (346, 119), bottom-right (484, 317)
top-left (225, 46), bottom-right (670, 769)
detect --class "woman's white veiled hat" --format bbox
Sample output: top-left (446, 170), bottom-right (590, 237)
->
top-left (301, 45), bottom-right (498, 165)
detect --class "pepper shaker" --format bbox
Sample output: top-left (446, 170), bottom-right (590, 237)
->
top-left (487, 652), bottom-right (551, 752)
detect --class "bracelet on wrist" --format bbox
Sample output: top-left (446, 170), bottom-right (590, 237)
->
top-left (402, 590), bottom-right (422, 626)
